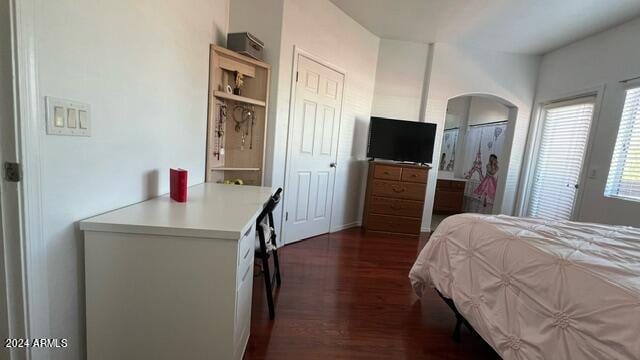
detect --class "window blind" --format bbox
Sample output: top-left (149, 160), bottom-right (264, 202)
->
top-left (527, 98), bottom-right (595, 220)
top-left (605, 87), bottom-right (640, 201)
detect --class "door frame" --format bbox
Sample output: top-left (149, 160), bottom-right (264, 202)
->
top-left (281, 46), bottom-right (347, 245)
top-left (517, 85), bottom-right (605, 220)
top-left (3, 1), bottom-right (52, 359)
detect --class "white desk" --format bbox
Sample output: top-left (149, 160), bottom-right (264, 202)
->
top-left (80, 183), bottom-right (273, 360)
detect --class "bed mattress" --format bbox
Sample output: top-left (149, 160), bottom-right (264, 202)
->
top-left (409, 214), bottom-right (640, 359)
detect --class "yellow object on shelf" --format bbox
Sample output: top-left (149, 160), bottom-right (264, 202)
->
top-left (223, 179), bottom-right (244, 185)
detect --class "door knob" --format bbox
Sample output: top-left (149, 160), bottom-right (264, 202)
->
top-left (330, 162), bottom-right (337, 168)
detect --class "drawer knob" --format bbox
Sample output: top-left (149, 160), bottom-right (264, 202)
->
top-left (383, 171), bottom-right (390, 175)
top-left (390, 204), bottom-right (402, 210)
top-left (392, 187), bottom-right (405, 193)
top-left (411, 174), bottom-right (417, 177)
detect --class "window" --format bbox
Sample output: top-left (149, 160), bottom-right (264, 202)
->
top-left (527, 97), bottom-right (595, 220)
top-left (605, 87), bottom-right (640, 201)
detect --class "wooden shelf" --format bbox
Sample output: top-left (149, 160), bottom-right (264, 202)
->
top-left (211, 167), bottom-right (261, 171)
top-left (206, 44), bottom-right (270, 186)
top-left (213, 91), bottom-right (266, 107)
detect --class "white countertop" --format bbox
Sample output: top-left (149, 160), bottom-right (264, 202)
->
top-left (80, 183), bottom-right (274, 240)
top-left (437, 171), bottom-right (468, 182)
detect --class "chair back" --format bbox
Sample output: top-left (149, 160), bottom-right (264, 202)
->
top-left (257, 188), bottom-right (282, 226)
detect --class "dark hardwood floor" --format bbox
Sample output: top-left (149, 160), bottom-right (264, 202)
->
top-left (245, 228), bottom-right (499, 359)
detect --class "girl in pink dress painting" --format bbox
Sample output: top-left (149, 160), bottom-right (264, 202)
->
top-left (474, 154), bottom-right (499, 207)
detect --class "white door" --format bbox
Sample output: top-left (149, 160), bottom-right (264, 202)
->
top-left (283, 54), bottom-right (344, 244)
top-left (526, 97), bottom-right (596, 220)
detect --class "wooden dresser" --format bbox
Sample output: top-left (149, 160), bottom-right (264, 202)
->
top-left (363, 161), bottom-right (430, 236)
top-left (433, 178), bottom-right (466, 214)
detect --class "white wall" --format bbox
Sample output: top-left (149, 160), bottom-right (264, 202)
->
top-left (530, 17), bottom-right (640, 227)
top-left (34, 1), bottom-right (229, 358)
top-left (468, 96), bottom-right (509, 125)
top-left (367, 41), bottom-right (539, 231)
top-left (445, 96), bottom-right (469, 129)
top-left (268, 0), bottom-right (380, 234)
top-left (230, 0), bottom-right (379, 236)
top-left (372, 39), bottom-right (429, 121)
top-left (229, 0), bottom-right (284, 191)
top-left (422, 44), bottom-right (540, 230)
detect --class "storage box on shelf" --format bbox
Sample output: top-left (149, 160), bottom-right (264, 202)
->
top-left (206, 45), bottom-right (271, 186)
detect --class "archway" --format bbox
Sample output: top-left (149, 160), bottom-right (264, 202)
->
top-left (431, 93), bottom-right (518, 229)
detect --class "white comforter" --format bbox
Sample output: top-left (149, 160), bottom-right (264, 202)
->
top-left (409, 214), bottom-right (640, 360)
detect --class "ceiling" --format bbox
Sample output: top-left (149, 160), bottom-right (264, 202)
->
top-left (329, 0), bottom-right (640, 54)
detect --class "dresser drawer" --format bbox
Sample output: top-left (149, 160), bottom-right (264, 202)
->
top-left (373, 165), bottom-right (401, 181)
top-left (371, 180), bottom-right (426, 201)
top-left (436, 179), bottom-right (451, 189)
top-left (401, 167), bottom-right (428, 183)
top-left (369, 196), bottom-right (423, 218)
top-left (437, 179), bottom-right (466, 190)
top-left (433, 189), bottom-right (464, 213)
top-left (367, 214), bottom-right (421, 234)
top-left (234, 268), bottom-right (252, 354)
top-left (452, 180), bottom-right (466, 189)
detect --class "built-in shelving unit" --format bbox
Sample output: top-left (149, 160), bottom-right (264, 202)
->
top-left (212, 91), bottom-right (266, 107)
top-left (205, 45), bottom-right (271, 186)
top-left (210, 167), bottom-right (261, 171)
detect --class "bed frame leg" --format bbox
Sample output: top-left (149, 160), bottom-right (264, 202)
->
top-left (452, 316), bottom-right (463, 343)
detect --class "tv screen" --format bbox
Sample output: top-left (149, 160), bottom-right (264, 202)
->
top-left (367, 117), bottom-right (437, 164)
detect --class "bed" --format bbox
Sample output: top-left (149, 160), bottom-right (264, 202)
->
top-left (409, 213), bottom-right (640, 359)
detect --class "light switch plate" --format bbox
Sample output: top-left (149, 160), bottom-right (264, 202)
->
top-left (46, 97), bottom-right (91, 136)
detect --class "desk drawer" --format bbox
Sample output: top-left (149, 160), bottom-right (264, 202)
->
top-left (234, 267), bottom-right (252, 353)
top-left (237, 224), bottom-right (255, 288)
top-left (369, 197), bottom-right (423, 218)
top-left (367, 214), bottom-right (421, 234)
top-left (371, 180), bottom-right (426, 201)
top-left (401, 168), bottom-right (428, 183)
top-left (373, 165), bottom-right (401, 181)
top-left (237, 225), bottom-right (254, 267)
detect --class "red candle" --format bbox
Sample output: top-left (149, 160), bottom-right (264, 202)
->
top-left (170, 168), bottom-right (188, 202)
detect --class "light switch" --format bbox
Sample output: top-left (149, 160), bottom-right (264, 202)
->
top-left (54, 106), bottom-right (65, 127)
top-left (46, 96), bottom-right (91, 136)
top-left (67, 108), bottom-right (78, 128)
top-left (79, 110), bottom-right (89, 129)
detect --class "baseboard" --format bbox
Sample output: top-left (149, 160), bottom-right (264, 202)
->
top-left (330, 221), bottom-right (362, 233)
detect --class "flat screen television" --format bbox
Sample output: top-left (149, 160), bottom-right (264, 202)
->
top-left (367, 116), bottom-right (437, 164)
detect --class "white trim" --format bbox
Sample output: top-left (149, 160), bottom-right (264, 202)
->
top-left (11, 0), bottom-right (52, 358)
top-left (1, 0), bottom-right (19, 355)
top-left (330, 221), bottom-right (361, 233)
top-left (602, 81), bottom-right (640, 203)
top-left (514, 104), bottom-right (543, 216)
top-left (280, 46), bottom-right (347, 245)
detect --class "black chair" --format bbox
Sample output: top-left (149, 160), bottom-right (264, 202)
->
top-left (255, 188), bottom-right (282, 320)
